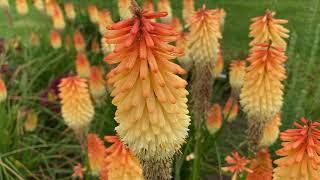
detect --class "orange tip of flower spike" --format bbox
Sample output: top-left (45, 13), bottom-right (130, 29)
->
top-left (273, 117), bottom-right (320, 179)
top-left (206, 104), bottom-right (222, 134)
top-left (87, 134), bottom-right (105, 176)
top-left (249, 10), bottom-right (289, 49)
top-left (76, 52), bottom-right (91, 78)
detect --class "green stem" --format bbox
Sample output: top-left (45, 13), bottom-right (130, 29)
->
top-left (191, 127), bottom-right (201, 180)
top-left (174, 137), bottom-right (193, 180)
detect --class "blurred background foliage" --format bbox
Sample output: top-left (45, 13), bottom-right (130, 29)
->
top-left (0, 0), bottom-right (319, 179)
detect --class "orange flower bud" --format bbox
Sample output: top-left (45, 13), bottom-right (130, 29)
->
top-left (76, 52), bottom-right (91, 78)
top-left (64, 3), bottom-right (76, 21)
top-left (87, 5), bottom-right (99, 24)
top-left (223, 96), bottom-right (238, 122)
top-left (118, 0), bottom-right (132, 19)
top-left (206, 104), bottom-right (222, 134)
top-left (24, 110), bottom-right (38, 132)
top-left (16, 0), bottom-right (28, 15)
top-left (58, 76), bottom-right (94, 131)
top-left (52, 4), bottom-right (65, 30)
top-left (50, 31), bottom-right (61, 49)
top-left (74, 30), bottom-right (85, 52)
top-left (229, 60), bottom-right (245, 96)
top-left (98, 9), bottom-right (113, 35)
top-left (45, 0), bottom-right (55, 17)
top-left (0, 77), bottom-right (7, 103)
top-left (87, 134), bottom-right (105, 176)
top-left (33, 0), bottom-right (44, 12)
top-left (30, 32), bottom-right (40, 47)
top-left (89, 66), bottom-right (106, 99)
top-left (212, 49), bottom-right (224, 78)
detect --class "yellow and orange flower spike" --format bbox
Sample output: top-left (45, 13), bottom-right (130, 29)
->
top-left (89, 66), bottom-right (106, 99)
top-left (183, 0), bottom-right (194, 24)
top-left (259, 114), bottom-right (281, 148)
top-left (104, 8), bottom-right (190, 159)
top-left (273, 118), bottom-right (320, 179)
top-left (87, 5), bottom-right (99, 24)
top-left (64, 3), bottom-right (76, 21)
top-left (188, 5), bottom-right (222, 66)
top-left (223, 96), bottom-right (239, 122)
top-left (58, 76), bottom-right (94, 132)
top-left (222, 152), bottom-right (253, 180)
top-left (102, 136), bottom-right (143, 180)
top-left (16, 0), bottom-right (28, 15)
top-left (0, 0), bottom-right (9, 9)
top-left (212, 49), bottom-right (224, 78)
top-left (250, 10), bottom-right (289, 48)
top-left (52, 4), bottom-right (65, 31)
top-left (24, 110), bottom-right (38, 132)
top-left (50, 30), bottom-right (61, 49)
top-left (206, 104), bottom-right (222, 134)
top-left (72, 163), bottom-right (85, 180)
top-left (74, 30), bottom-right (86, 52)
top-left (247, 149), bottom-right (272, 180)
top-left (76, 52), bottom-right (91, 78)
top-left (118, 0), bottom-right (132, 19)
top-left (240, 44), bottom-right (287, 123)
top-left (33, 0), bottom-right (44, 12)
top-left (0, 77), bottom-right (7, 103)
top-left (30, 32), bottom-right (40, 47)
top-left (98, 9), bottom-right (113, 35)
top-left (229, 60), bottom-right (245, 96)
top-left (87, 134), bottom-right (105, 176)
top-left (157, 0), bottom-right (172, 23)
